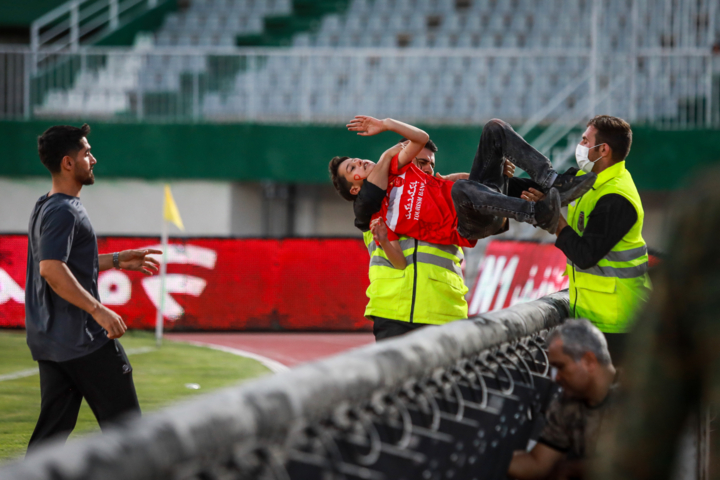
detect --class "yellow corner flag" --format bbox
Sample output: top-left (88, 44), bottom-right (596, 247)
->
top-left (163, 184), bottom-right (184, 231)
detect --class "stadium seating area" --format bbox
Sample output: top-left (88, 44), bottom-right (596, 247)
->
top-left (155, 0), bottom-right (292, 47)
top-left (296, 0), bottom-right (595, 49)
top-left (35, 0), bottom-right (720, 126)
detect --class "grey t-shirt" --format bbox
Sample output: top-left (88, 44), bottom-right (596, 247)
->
top-left (25, 193), bottom-right (109, 362)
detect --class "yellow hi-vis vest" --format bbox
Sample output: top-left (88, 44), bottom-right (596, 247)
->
top-left (363, 231), bottom-right (468, 325)
top-left (566, 160), bottom-right (652, 333)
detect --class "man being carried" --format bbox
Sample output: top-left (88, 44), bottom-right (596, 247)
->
top-left (352, 138), bottom-right (515, 340)
top-left (329, 116), bottom-right (597, 267)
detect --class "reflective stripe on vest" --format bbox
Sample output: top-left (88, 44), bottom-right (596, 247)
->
top-left (367, 238), bottom-right (416, 256)
top-left (567, 245), bottom-right (649, 279)
top-left (363, 231), bottom-right (468, 324)
top-left (566, 161), bottom-right (651, 333)
top-left (367, 239), bottom-right (464, 262)
top-left (604, 245), bottom-right (647, 262)
top-left (418, 241), bottom-right (464, 261)
top-left (568, 260), bottom-right (648, 279)
top-left (370, 251), bottom-right (463, 276)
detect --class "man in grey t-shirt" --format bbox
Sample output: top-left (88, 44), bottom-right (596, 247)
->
top-left (26, 124), bottom-right (161, 452)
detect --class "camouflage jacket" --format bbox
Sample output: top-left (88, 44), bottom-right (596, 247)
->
top-left (539, 385), bottom-right (619, 460)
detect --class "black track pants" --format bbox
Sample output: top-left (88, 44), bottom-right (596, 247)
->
top-left (27, 339), bottom-right (140, 453)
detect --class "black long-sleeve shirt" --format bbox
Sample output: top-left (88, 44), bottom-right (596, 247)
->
top-left (353, 179), bottom-right (387, 232)
top-left (556, 194), bottom-right (638, 269)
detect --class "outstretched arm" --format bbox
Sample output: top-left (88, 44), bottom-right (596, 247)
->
top-left (366, 143), bottom-right (404, 190)
top-left (98, 249), bottom-right (162, 274)
top-left (370, 218), bottom-right (406, 270)
top-left (347, 116), bottom-right (429, 169)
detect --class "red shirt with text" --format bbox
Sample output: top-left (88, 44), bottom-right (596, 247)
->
top-left (372, 155), bottom-right (477, 248)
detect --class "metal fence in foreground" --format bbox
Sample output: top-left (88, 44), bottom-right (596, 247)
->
top-left (0, 292), bottom-right (568, 480)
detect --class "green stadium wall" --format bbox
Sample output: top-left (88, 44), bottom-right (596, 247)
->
top-left (0, 0), bottom-right (68, 27)
top-left (3, 120), bottom-right (719, 190)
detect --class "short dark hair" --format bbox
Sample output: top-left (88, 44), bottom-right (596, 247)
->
top-left (587, 115), bottom-right (632, 162)
top-left (37, 124), bottom-right (91, 173)
top-left (398, 137), bottom-right (438, 153)
top-left (329, 156), bottom-right (357, 202)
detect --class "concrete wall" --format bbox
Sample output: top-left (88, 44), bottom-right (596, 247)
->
top-left (0, 177), bottom-right (358, 237)
top-left (0, 178), bottom-right (669, 241)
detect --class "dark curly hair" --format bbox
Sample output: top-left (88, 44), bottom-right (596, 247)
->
top-left (37, 124), bottom-right (91, 173)
top-left (328, 156), bottom-right (357, 202)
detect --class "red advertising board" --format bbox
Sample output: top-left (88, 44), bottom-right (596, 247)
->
top-left (0, 235), bottom-right (373, 331)
top-left (468, 240), bottom-right (570, 316)
top-left (1, 236), bottom-right (658, 330)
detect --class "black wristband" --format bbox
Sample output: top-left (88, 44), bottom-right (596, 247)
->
top-left (113, 252), bottom-right (120, 269)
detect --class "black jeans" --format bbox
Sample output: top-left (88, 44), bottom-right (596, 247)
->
top-left (372, 316), bottom-right (430, 341)
top-left (27, 339), bottom-right (141, 453)
top-left (451, 119), bottom-right (556, 239)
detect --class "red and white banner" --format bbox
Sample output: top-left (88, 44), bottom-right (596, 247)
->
top-left (468, 240), bottom-right (569, 316)
top-left (1, 236), bottom-right (654, 330)
top-left (0, 235), bottom-right (373, 331)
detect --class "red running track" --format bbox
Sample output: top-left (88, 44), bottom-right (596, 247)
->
top-left (166, 332), bottom-right (375, 368)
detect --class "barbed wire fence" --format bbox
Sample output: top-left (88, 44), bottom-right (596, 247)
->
top-left (0, 291), bottom-right (569, 480)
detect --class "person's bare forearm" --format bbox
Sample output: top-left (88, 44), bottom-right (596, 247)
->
top-left (380, 239), bottom-right (407, 269)
top-left (40, 260), bottom-right (101, 314)
top-left (507, 445), bottom-right (563, 480)
top-left (98, 253), bottom-right (115, 272)
top-left (367, 143), bottom-right (403, 190)
top-left (508, 452), bottom-right (547, 480)
top-left (383, 119), bottom-right (428, 169)
top-left (440, 173), bottom-right (469, 182)
top-left (555, 216), bottom-right (568, 236)
top-left (382, 118), bottom-right (428, 145)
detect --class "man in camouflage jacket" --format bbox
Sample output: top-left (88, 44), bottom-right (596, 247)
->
top-left (508, 319), bottom-right (618, 479)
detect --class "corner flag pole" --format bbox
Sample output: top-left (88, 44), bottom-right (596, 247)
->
top-left (156, 184), bottom-right (184, 347)
top-left (155, 217), bottom-right (168, 347)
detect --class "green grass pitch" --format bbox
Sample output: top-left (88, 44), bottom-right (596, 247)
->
top-left (0, 329), bottom-right (272, 464)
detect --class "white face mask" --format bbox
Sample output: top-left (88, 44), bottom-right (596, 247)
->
top-left (575, 143), bottom-right (606, 173)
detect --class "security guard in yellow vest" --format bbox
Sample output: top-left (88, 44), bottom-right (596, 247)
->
top-left (363, 228), bottom-right (468, 338)
top-left (529, 115), bottom-right (652, 363)
top-left (351, 139), bottom-right (471, 340)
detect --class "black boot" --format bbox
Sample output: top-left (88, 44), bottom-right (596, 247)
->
top-left (551, 171), bottom-right (597, 206)
top-left (535, 188), bottom-right (561, 233)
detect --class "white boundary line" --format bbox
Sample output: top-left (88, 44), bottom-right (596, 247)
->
top-left (179, 341), bottom-right (289, 374)
top-left (0, 342), bottom-right (288, 383)
top-left (0, 368), bottom-right (39, 382)
top-left (0, 347), bottom-right (157, 383)
top-left (125, 347), bottom-right (156, 355)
